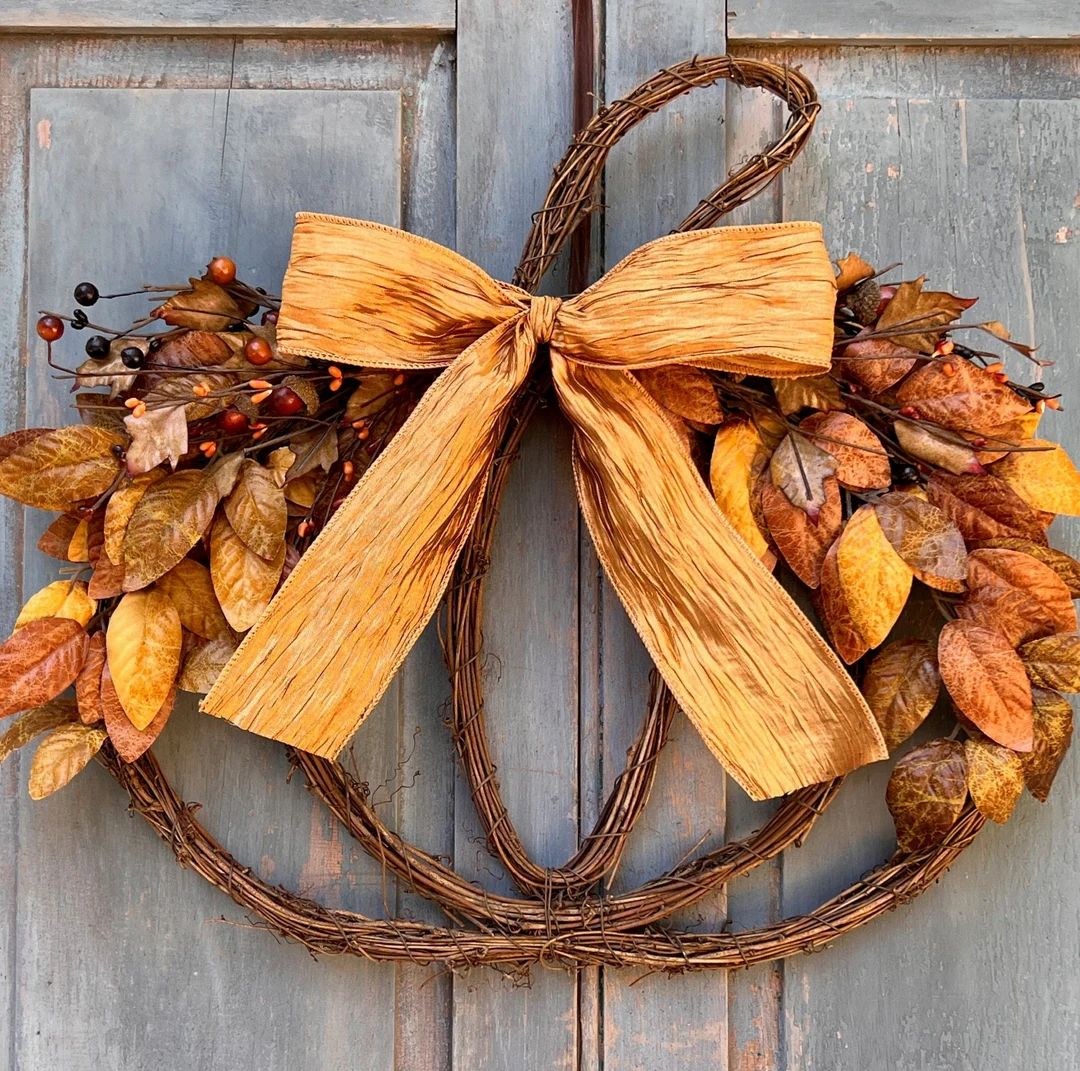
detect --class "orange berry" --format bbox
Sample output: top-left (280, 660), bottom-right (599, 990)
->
top-left (992, 371), bottom-right (1008, 384)
top-left (934, 339), bottom-right (955, 356)
top-left (251, 426), bottom-right (268, 441)
top-left (392, 373), bottom-right (406, 387)
top-left (249, 379), bottom-right (272, 390)
top-left (329, 378), bottom-right (343, 392)
top-left (942, 362), bottom-right (956, 377)
top-left (357, 427), bottom-right (370, 441)
top-left (36, 315), bottom-right (64, 342)
top-left (1036, 400), bottom-right (1046, 414)
top-left (297, 520), bottom-right (314, 538)
top-left (132, 402), bottom-right (147, 419)
top-left (251, 389), bottom-right (272, 404)
top-left (207, 256), bottom-right (236, 285)
top-left (124, 397), bottom-right (140, 409)
top-left (986, 361), bottom-right (1004, 373)
top-left (192, 382), bottom-right (211, 398)
top-left (342, 461), bottom-right (355, 480)
top-left (244, 337), bottom-right (273, 366)
top-left (351, 419), bottom-right (367, 431)
top-left (1047, 398), bottom-right (1062, 410)
top-left (328, 365), bottom-right (343, 380)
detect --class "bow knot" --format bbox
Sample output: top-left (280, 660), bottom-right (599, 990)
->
top-left (203, 212), bottom-right (887, 800)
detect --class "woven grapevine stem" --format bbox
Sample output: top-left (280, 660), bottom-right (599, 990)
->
top-left (100, 55), bottom-right (986, 969)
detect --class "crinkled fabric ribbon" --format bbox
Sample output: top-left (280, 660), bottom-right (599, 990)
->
top-left (202, 213), bottom-right (886, 800)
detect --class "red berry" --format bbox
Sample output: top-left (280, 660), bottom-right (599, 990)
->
top-left (269, 386), bottom-right (304, 416)
top-left (36, 315), bottom-right (64, 342)
top-left (207, 256), bottom-right (237, 285)
top-left (218, 409), bottom-right (250, 433)
top-left (261, 309), bottom-right (279, 326)
top-left (244, 337), bottom-right (273, 366)
top-left (898, 405), bottom-right (920, 419)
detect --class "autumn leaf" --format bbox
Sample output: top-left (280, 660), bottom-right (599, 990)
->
top-left (964, 735), bottom-right (1024, 823)
top-left (973, 538), bottom-right (1080, 598)
top-left (709, 420), bottom-right (773, 563)
top-left (0, 428), bottom-right (52, 463)
top-left (886, 739), bottom-right (968, 852)
top-left (84, 510), bottom-right (125, 600)
top-left (123, 402), bottom-right (189, 475)
top-left (178, 635), bottom-right (237, 694)
top-left (834, 252), bottom-right (876, 293)
top-left (760, 476), bottom-right (840, 588)
top-left (0, 618), bottom-right (88, 720)
top-left (873, 492), bottom-right (967, 593)
top-left (835, 337), bottom-right (920, 395)
top-left (224, 460), bottom-right (288, 560)
top-left (894, 358), bottom-right (1031, 434)
top-left (105, 590), bottom-right (182, 730)
top-left (837, 505), bottom-right (913, 647)
top-left (638, 365), bottom-right (723, 425)
top-left (938, 620), bottom-right (1033, 750)
top-left (210, 513), bottom-right (284, 632)
top-left (770, 432), bottom-right (837, 520)
top-left (100, 661), bottom-right (175, 763)
top-left (37, 514), bottom-right (82, 560)
top-left (104, 470), bottom-right (166, 565)
top-left (815, 540), bottom-right (869, 665)
top-left (927, 474), bottom-right (1049, 545)
top-left (875, 276), bottom-right (976, 354)
top-left (265, 447), bottom-right (296, 488)
top-left (1021, 687), bottom-right (1074, 801)
top-left (75, 632), bottom-right (106, 724)
top-left (861, 639), bottom-right (940, 751)
top-left (956, 548), bottom-right (1076, 646)
top-left (800, 411), bottom-right (891, 491)
top-left (155, 559), bottom-right (230, 640)
top-left (345, 373), bottom-right (400, 423)
top-left (14, 580), bottom-right (96, 630)
top-left (122, 453), bottom-right (242, 590)
top-left (0, 425), bottom-right (125, 510)
top-left (158, 277), bottom-right (245, 331)
top-left (76, 340), bottom-right (140, 396)
top-left (773, 374), bottom-right (845, 417)
top-left (991, 440), bottom-right (1080, 515)
top-left (145, 329), bottom-right (231, 373)
top-left (27, 723), bottom-right (107, 799)
top-left (283, 472), bottom-right (319, 508)
top-left (288, 427), bottom-right (338, 478)
top-left (894, 420), bottom-right (985, 476)
top-left (0, 700), bottom-right (76, 763)
top-left (1019, 633), bottom-right (1080, 693)
top-left (67, 520), bottom-right (90, 563)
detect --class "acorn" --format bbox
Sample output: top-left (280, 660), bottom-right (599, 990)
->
top-left (848, 279), bottom-right (882, 325)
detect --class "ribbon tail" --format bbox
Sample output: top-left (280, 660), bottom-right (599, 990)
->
top-left (552, 354), bottom-right (887, 800)
top-left (201, 318), bottom-right (534, 758)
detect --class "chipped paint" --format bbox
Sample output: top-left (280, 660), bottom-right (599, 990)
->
top-left (36, 118), bottom-right (50, 149)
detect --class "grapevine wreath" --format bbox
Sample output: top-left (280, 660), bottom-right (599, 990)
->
top-left (0, 56), bottom-right (1077, 972)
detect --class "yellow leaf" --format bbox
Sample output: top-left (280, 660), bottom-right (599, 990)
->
top-left (0, 700), bottom-right (77, 763)
top-left (155, 559), bottom-right (230, 640)
top-left (105, 590), bottom-right (182, 730)
top-left (14, 580), bottom-right (96, 630)
top-left (964, 735), bottom-right (1024, 824)
top-left (837, 505), bottom-right (913, 647)
top-left (834, 252), bottom-right (876, 292)
top-left (104, 470), bottom-right (166, 565)
top-left (992, 440), bottom-right (1080, 515)
top-left (27, 723), bottom-right (106, 799)
top-left (67, 519), bottom-right (89, 563)
top-left (210, 513), bottom-right (284, 632)
top-left (709, 420), bottom-right (772, 562)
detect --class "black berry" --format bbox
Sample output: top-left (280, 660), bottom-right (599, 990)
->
top-left (120, 346), bottom-right (144, 369)
top-left (74, 282), bottom-right (99, 307)
top-left (84, 335), bottom-right (110, 360)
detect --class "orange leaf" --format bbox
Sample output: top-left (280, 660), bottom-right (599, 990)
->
top-left (75, 632), bottom-right (106, 725)
top-left (875, 276), bottom-right (976, 355)
top-left (14, 580), bottom-right (96, 630)
top-left (0, 618), bottom-right (88, 719)
top-left (637, 365), bottom-right (723, 425)
top-left (815, 540), bottom-right (869, 665)
top-left (1019, 633), bottom-right (1080, 693)
top-left (0, 426), bottom-right (125, 510)
top-left (992, 440), bottom-right (1080, 515)
top-left (27, 723), bottom-right (106, 799)
top-left (158, 278), bottom-right (245, 332)
top-left (834, 252), bottom-right (876, 292)
top-left (835, 337), bottom-right (919, 395)
top-left (709, 420), bottom-right (773, 562)
top-left (927, 474), bottom-right (1049, 545)
top-left (800, 412), bottom-right (891, 491)
top-left (1021, 687), bottom-right (1073, 801)
top-left (760, 476), bottom-right (840, 588)
top-left (972, 538), bottom-right (1080, 597)
top-left (210, 513), bottom-right (284, 632)
top-left (100, 661), bottom-right (176, 762)
top-left (964, 735), bottom-right (1024, 823)
top-left (769, 432), bottom-right (837, 520)
top-left (886, 739), bottom-right (968, 852)
top-left (37, 514), bottom-right (82, 560)
top-left (104, 470), bottom-right (166, 566)
top-left (155, 559), bottom-right (230, 640)
top-left (223, 460), bottom-right (288, 560)
top-left (773, 374), bottom-right (845, 416)
top-left (895, 358), bottom-right (1031, 434)
top-left (861, 639), bottom-right (940, 752)
top-left (873, 492), bottom-right (967, 593)
top-left (894, 421), bottom-right (984, 476)
top-left (938, 620), bottom-right (1033, 751)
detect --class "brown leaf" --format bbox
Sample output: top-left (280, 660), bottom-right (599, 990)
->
top-left (37, 514), bottom-right (82, 560)
top-left (146, 329), bottom-right (231, 373)
top-left (894, 359), bottom-right (1031, 434)
top-left (875, 276), bottom-right (977, 354)
top-left (709, 420), bottom-right (773, 563)
top-left (0, 425), bottom-right (125, 510)
top-left (105, 590), bottom-right (182, 730)
top-left (834, 252), bottom-right (876, 293)
top-left (75, 632), bottom-right (106, 724)
top-left (1019, 633), bottom-right (1080, 693)
top-left (800, 411), bottom-right (891, 491)
top-left (0, 428), bottom-right (52, 464)
top-left (1021, 687), bottom-right (1074, 801)
top-left (76, 340), bottom-right (141, 396)
top-left (14, 580), bottom-right (96, 630)
top-left (873, 492), bottom-right (967, 593)
top-left (964, 735), bottom-right (1024, 823)
top-left (265, 447), bottom-right (296, 488)
top-left (760, 476), bottom-right (841, 588)
top-left (155, 559), bottom-right (230, 640)
top-left (815, 539), bottom-right (870, 664)
top-left (104, 470), bottom-right (166, 565)
top-left (0, 700), bottom-right (77, 763)
top-left (956, 548), bottom-right (1076, 646)
top-left (288, 428), bottom-right (338, 478)
top-left (992, 440), bottom-right (1080, 515)
top-left (927, 473), bottom-right (1049, 545)
top-left (835, 337), bottom-right (920, 395)
top-left (773, 374), bottom-right (845, 417)
top-left (938, 620), bottom-right (1033, 750)
top-left (223, 460), bottom-right (288, 560)
top-left (861, 639), bottom-right (940, 751)
top-left (122, 453), bottom-right (243, 590)
top-left (158, 277), bottom-right (245, 332)
top-left (837, 505), bottom-right (913, 648)
top-left (210, 513), bottom-right (284, 632)
top-left (85, 510), bottom-right (125, 599)
top-left (178, 635), bottom-right (238, 694)
top-left (123, 403), bottom-right (188, 475)
top-left (973, 538), bottom-right (1080, 598)
top-left (886, 739), bottom-right (968, 852)
top-left (0, 618), bottom-right (88, 720)
top-left (639, 365), bottom-right (723, 425)
top-left (345, 373), bottom-right (399, 423)
top-left (894, 420), bottom-right (985, 476)
top-left (100, 661), bottom-right (176, 763)
top-left (27, 723), bottom-right (106, 798)
top-left (769, 432), bottom-right (837, 520)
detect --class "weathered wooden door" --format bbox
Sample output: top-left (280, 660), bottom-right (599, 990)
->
top-left (1, 3), bottom-right (1077, 1068)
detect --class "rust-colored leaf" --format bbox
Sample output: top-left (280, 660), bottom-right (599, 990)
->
top-left (886, 739), bottom-right (968, 852)
top-left (0, 617), bottom-right (88, 719)
top-left (636, 365), bottom-right (723, 424)
top-left (800, 411), bottom-right (891, 491)
top-left (123, 402), bottom-right (188, 475)
top-left (100, 661), bottom-right (176, 763)
top-left (834, 252), bottom-right (876, 293)
top-left (875, 276), bottom-right (976, 355)
top-left (14, 580), bottom-right (96, 630)
top-left (769, 432), bottom-right (837, 520)
top-left (773, 374), bottom-right (845, 416)
top-left (992, 440), bottom-right (1080, 515)
top-left (837, 505), bottom-right (913, 648)
top-left (938, 620), bottom-right (1033, 750)
top-left (122, 453), bottom-right (242, 590)
top-left (894, 420), bottom-right (985, 476)
top-left (709, 419), bottom-right (773, 563)
top-left (0, 425), bottom-right (125, 510)
top-left (1019, 633), bottom-right (1080, 693)
top-left (210, 513), bottom-right (284, 632)
top-left (104, 470), bottom-right (166, 565)
top-left (973, 538), bottom-right (1080, 598)
top-left (815, 539), bottom-right (870, 665)
top-left (155, 559), bottom-right (230, 640)
top-left (956, 548), bottom-right (1076, 646)
top-left (964, 735), bottom-right (1024, 823)
top-left (760, 476), bottom-right (841, 588)
top-left (158, 277), bottom-right (245, 331)
top-left (27, 723), bottom-right (107, 799)
top-left (835, 337), bottom-right (920, 395)
top-left (37, 514), bottom-right (81, 560)
top-left (105, 590), bottom-right (182, 730)
top-left (861, 639), bottom-right (940, 751)
top-left (895, 358), bottom-right (1031, 434)
top-left (223, 460), bottom-right (288, 560)
top-left (0, 428), bottom-right (52, 464)
top-left (86, 510), bottom-right (125, 600)
top-left (927, 473), bottom-right (1049, 545)
top-left (0, 700), bottom-right (77, 763)
top-left (1021, 687), bottom-right (1074, 801)
top-left (178, 635), bottom-right (238, 694)
top-left (873, 491), bottom-right (967, 593)
top-left (75, 632), bottom-right (106, 724)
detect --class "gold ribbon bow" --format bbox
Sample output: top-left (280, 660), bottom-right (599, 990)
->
top-left (202, 213), bottom-right (886, 800)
